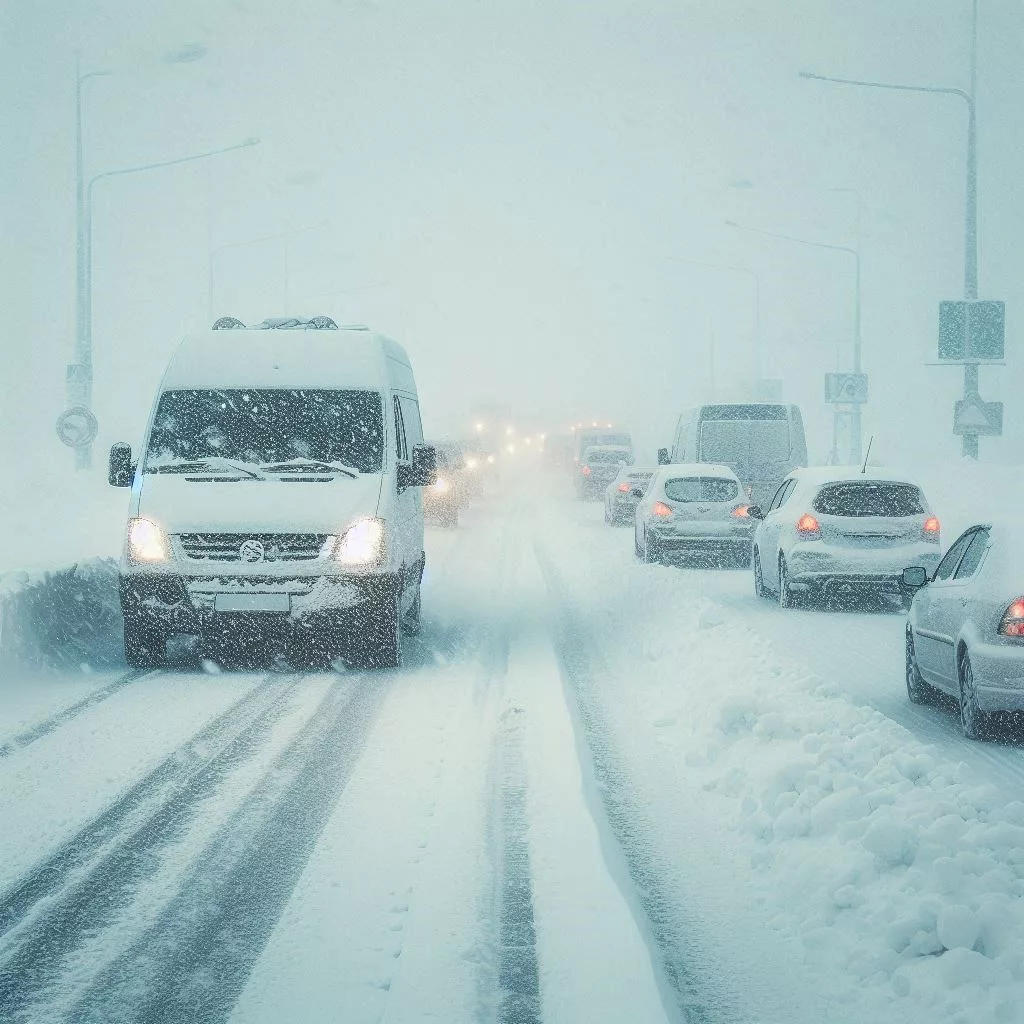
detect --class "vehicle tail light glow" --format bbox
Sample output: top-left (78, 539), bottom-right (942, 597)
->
top-left (796, 513), bottom-right (821, 540)
top-left (618, 482), bottom-right (631, 493)
top-left (922, 516), bottom-right (941, 542)
top-left (731, 505), bottom-right (750, 518)
top-left (652, 501), bottom-right (673, 518)
top-left (999, 598), bottom-right (1024, 638)
top-left (582, 465), bottom-right (591, 476)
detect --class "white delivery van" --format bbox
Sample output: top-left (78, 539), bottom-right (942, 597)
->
top-left (108, 316), bottom-right (436, 669)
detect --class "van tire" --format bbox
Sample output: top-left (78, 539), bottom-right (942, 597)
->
top-left (403, 585), bottom-right (422, 636)
top-left (353, 595), bottom-right (403, 669)
top-left (124, 619), bottom-right (166, 669)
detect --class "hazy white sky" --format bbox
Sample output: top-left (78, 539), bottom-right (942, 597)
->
top-left (2, 0), bottom-right (1022, 470)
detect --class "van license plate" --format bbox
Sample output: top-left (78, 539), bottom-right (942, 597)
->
top-left (214, 594), bottom-right (291, 613)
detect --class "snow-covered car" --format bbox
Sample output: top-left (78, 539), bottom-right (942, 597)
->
top-left (107, 317), bottom-right (435, 670)
top-left (575, 444), bottom-right (632, 499)
top-left (633, 463), bottom-right (754, 565)
top-left (751, 467), bottom-right (942, 609)
top-left (903, 522), bottom-right (1024, 739)
top-left (604, 466), bottom-right (654, 525)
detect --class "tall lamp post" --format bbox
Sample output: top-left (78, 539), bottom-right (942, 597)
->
top-left (725, 219), bottom-right (863, 462)
top-left (799, 0), bottom-right (982, 456)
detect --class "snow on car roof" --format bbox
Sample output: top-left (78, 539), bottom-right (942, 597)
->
top-left (161, 329), bottom-right (413, 391)
top-left (657, 462), bottom-right (738, 479)
top-left (790, 466), bottom-right (922, 488)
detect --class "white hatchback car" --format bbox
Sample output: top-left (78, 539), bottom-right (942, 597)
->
top-left (604, 466), bottom-right (655, 526)
top-left (751, 467), bottom-right (942, 609)
top-left (904, 522), bottom-right (1024, 739)
top-left (634, 463), bottom-right (754, 565)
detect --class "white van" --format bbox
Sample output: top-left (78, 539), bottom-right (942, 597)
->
top-left (108, 317), bottom-right (435, 670)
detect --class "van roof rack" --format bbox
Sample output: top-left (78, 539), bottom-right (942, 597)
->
top-left (255, 316), bottom-right (339, 330)
top-left (212, 316), bottom-right (247, 330)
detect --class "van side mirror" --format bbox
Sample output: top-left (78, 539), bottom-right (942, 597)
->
top-left (657, 447), bottom-right (670, 465)
top-left (108, 443), bottom-right (134, 487)
top-left (902, 566), bottom-right (929, 589)
top-left (399, 444), bottom-right (437, 489)
top-left (747, 505), bottom-right (764, 520)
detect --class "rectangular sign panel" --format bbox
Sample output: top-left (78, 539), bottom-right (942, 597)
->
top-left (939, 300), bottom-right (1005, 361)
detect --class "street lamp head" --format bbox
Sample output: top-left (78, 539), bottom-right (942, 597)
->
top-left (724, 219), bottom-right (739, 227)
top-left (166, 42), bottom-right (208, 64)
top-left (243, 136), bottom-right (261, 147)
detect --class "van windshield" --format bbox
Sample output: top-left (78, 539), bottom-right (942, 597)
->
top-left (144, 389), bottom-right (385, 474)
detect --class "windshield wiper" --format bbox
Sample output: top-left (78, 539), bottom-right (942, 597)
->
top-left (149, 458), bottom-right (265, 480)
top-left (259, 459), bottom-right (360, 479)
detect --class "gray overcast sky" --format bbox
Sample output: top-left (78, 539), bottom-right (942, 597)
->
top-left (2, 0), bottom-right (1022, 469)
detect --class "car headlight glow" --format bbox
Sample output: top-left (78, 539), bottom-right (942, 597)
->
top-left (127, 517), bottom-right (171, 563)
top-left (465, 457), bottom-right (478, 471)
top-left (335, 517), bottom-right (385, 566)
top-left (432, 476), bottom-right (451, 494)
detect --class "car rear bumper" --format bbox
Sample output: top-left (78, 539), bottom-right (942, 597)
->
top-left (649, 524), bottom-right (753, 550)
top-left (968, 641), bottom-right (1024, 710)
top-left (788, 546), bottom-right (940, 589)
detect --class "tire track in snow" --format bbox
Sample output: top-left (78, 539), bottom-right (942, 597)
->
top-left (0, 671), bottom-right (302, 1018)
top-left (65, 672), bottom-right (391, 1024)
top-left (536, 541), bottom-right (740, 1024)
top-left (0, 668), bottom-right (157, 759)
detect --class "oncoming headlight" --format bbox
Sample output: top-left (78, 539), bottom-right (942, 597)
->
top-left (465, 457), bottom-right (478, 471)
top-left (127, 517), bottom-right (170, 563)
top-left (335, 518), bottom-right (385, 567)
top-left (432, 476), bottom-right (451, 494)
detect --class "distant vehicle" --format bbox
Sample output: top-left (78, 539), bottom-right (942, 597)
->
top-left (424, 441), bottom-right (464, 528)
top-left (634, 463), bottom-right (754, 565)
top-left (604, 466), bottom-right (655, 526)
top-left (903, 523), bottom-right (1024, 740)
top-left (668, 404), bottom-right (807, 507)
top-left (573, 426), bottom-right (633, 468)
top-left (108, 317), bottom-right (435, 670)
top-left (750, 467), bottom-right (941, 609)
top-left (576, 443), bottom-right (633, 499)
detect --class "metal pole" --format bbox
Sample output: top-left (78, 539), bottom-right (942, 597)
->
top-left (962, 0), bottom-right (980, 457)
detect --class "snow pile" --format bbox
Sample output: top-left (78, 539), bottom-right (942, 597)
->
top-left (542, 505), bottom-right (1024, 1023)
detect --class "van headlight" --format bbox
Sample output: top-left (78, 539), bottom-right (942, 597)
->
top-left (127, 517), bottom-right (171, 563)
top-left (335, 518), bottom-right (385, 566)
top-left (432, 475), bottom-right (451, 494)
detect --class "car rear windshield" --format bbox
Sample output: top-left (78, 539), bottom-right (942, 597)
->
top-left (628, 472), bottom-right (653, 481)
top-left (701, 404), bottom-right (787, 421)
top-left (145, 389), bottom-right (385, 474)
top-left (587, 450), bottom-right (627, 464)
top-left (663, 477), bottom-right (739, 502)
top-left (813, 482), bottom-right (925, 517)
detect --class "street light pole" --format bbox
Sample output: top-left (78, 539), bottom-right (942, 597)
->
top-left (77, 138), bottom-right (259, 469)
top-left (725, 219), bottom-right (862, 461)
top-left (667, 256), bottom-right (763, 390)
top-left (800, 0), bottom-right (981, 456)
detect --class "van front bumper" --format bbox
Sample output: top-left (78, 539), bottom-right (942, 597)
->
top-left (120, 570), bottom-right (403, 634)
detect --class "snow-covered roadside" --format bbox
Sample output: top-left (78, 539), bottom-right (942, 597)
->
top-left (539, 499), bottom-right (1024, 1024)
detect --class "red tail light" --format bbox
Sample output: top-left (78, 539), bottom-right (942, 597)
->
top-left (732, 505), bottom-right (750, 518)
top-left (618, 482), bottom-right (631, 493)
top-left (582, 465), bottom-right (592, 476)
top-left (796, 513), bottom-right (821, 539)
top-left (652, 501), bottom-right (673, 518)
top-left (922, 516), bottom-right (941, 542)
top-left (999, 598), bottom-right (1024, 638)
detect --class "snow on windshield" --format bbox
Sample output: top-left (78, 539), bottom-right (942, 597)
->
top-left (144, 389), bottom-right (384, 474)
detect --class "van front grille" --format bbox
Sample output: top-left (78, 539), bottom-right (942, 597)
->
top-left (176, 533), bottom-right (332, 563)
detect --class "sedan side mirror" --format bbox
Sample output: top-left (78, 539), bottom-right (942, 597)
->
top-left (399, 443), bottom-right (437, 489)
top-left (902, 566), bottom-right (929, 589)
top-left (108, 442), bottom-right (134, 487)
top-left (747, 505), bottom-right (764, 520)
top-left (657, 447), bottom-right (670, 465)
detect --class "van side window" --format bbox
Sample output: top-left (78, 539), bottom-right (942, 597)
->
top-left (393, 398), bottom-right (408, 461)
top-left (398, 396), bottom-right (423, 448)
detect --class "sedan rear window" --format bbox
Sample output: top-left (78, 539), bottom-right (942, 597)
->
top-left (813, 482), bottom-right (925, 517)
top-left (663, 477), bottom-right (739, 502)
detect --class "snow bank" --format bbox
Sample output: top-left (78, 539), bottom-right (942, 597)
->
top-left (542, 499), bottom-right (1024, 1023)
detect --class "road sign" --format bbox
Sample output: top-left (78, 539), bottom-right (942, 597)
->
top-left (56, 406), bottom-right (99, 449)
top-left (824, 373), bottom-right (869, 405)
top-left (953, 397), bottom-right (1003, 437)
top-left (939, 300), bottom-right (1005, 361)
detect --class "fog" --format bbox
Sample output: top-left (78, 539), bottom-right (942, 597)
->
top-left (3, 0), bottom-right (1023, 474)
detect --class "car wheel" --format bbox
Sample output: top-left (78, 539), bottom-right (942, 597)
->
top-left (403, 585), bottom-right (422, 637)
top-left (753, 549), bottom-right (770, 599)
top-left (778, 556), bottom-right (797, 609)
top-left (634, 529), bottom-right (644, 559)
top-left (905, 627), bottom-right (936, 705)
top-left (643, 530), bottom-right (661, 564)
top-left (352, 594), bottom-right (403, 669)
top-left (958, 650), bottom-right (989, 740)
top-left (124, 619), bottom-right (166, 669)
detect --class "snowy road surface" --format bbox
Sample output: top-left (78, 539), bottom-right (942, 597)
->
top-left (3, 489), bottom-right (1024, 1023)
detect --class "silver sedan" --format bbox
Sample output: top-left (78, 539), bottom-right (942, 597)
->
top-left (904, 522), bottom-right (1024, 740)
